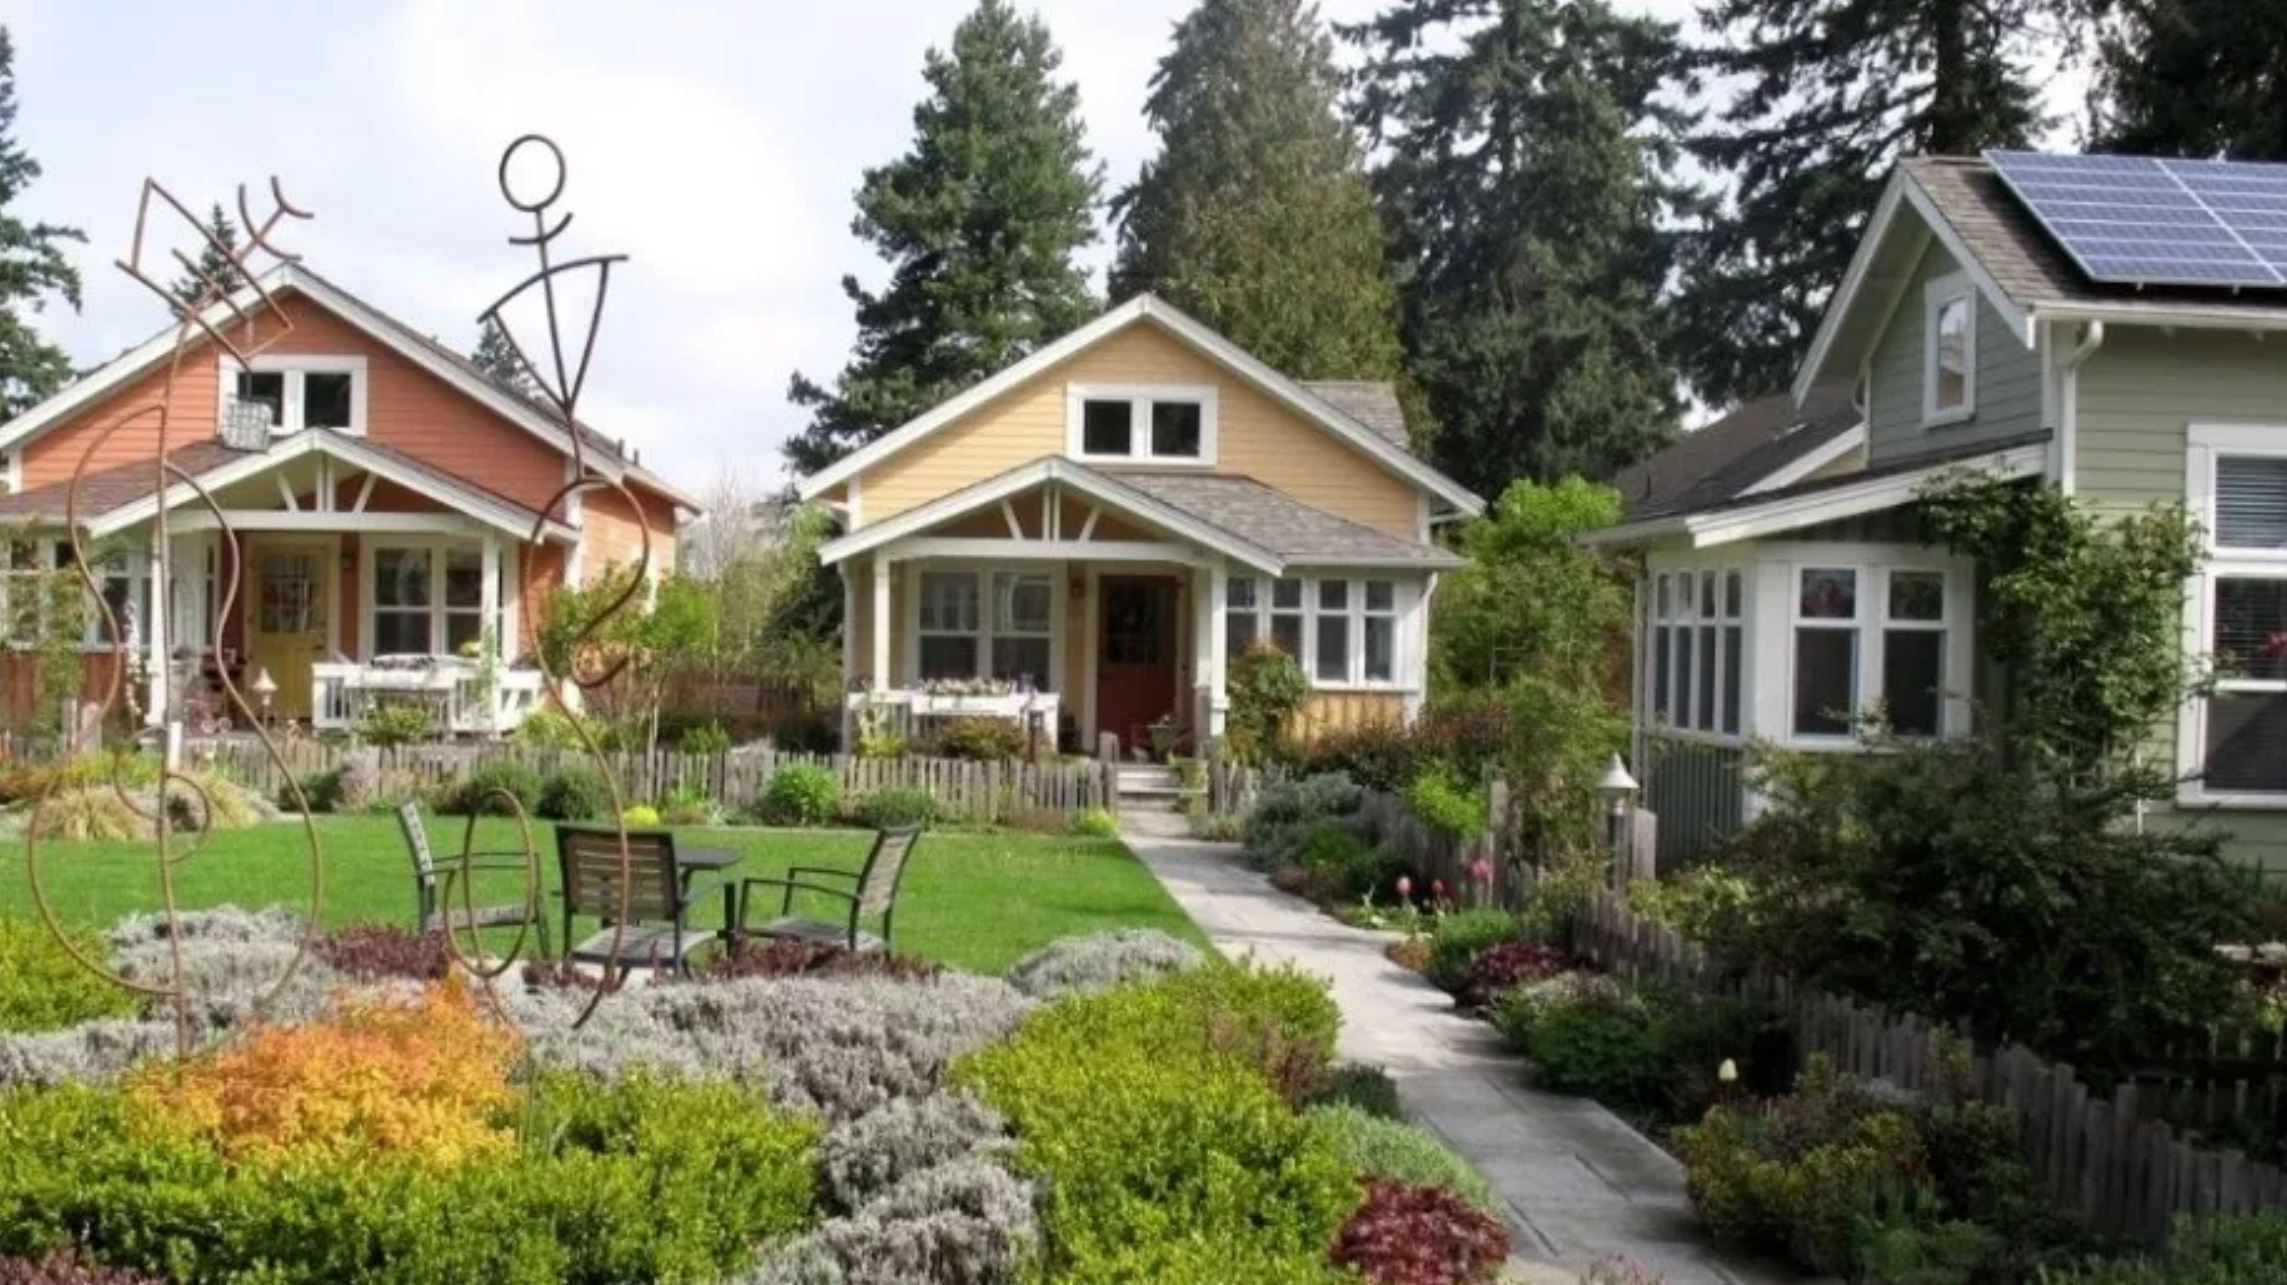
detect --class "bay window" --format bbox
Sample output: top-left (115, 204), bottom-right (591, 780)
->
top-left (1792, 568), bottom-right (1859, 736)
top-left (2187, 433), bottom-right (2287, 798)
top-left (912, 567), bottom-right (1058, 688)
top-left (1650, 565), bottom-right (1744, 736)
top-left (1788, 565), bottom-right (1951, 740)
top-left (1224, 573), bottom-right (1407, 688)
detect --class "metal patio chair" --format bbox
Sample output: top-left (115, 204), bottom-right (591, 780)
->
top-left (398, 800), bottom-right (550, 958)
top-left (737, 825), bottom-right (923, 952)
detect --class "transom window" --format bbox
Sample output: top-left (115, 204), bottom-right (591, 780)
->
top-left (915, 568), bottom-right (1055, 688)
top-left (1066, 385), bottom-right (1217, 464)
top-left (2190, 439), bottom-right (2287, 797)
top-left (1923, 273), bottom-right (1976, 424)
top-left (1226, 574), bottom-right (1403, 688)
top-left (1651, 567), bottom-right (1743, 736)
top-left (220, 355), bottom-right (368, 436)
top-left (1790, 565), bottom-right (1951, 739)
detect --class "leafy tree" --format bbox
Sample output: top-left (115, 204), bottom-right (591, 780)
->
top-left (469, 316), bottom-right (538, 398)
top-left (1347, 0), bottom-right (1692, 494)
top-left (0, 28), bottom-right (84, 420)
top-left (1675, 0), bottom-right (2062, 405)
top-left (168, 203), bottom-right (239, 306)
top-left (539, 564), bottom-right (718, 754)
top-left (784, 0), bottom-right (1101, 476)
top-left (1112, 0), bottom-right (1400, 382)
top-left (2093, 0), bottom-right (2287, 161)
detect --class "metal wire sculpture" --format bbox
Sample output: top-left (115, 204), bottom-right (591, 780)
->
top-left (24, 175), bottom-right (327, 1056)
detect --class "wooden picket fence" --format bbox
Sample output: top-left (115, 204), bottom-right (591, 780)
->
top-left (1356, 780), bottom-right (1523, 909)
top-left (151, 737), bottom-right (1113, 825)
top-left (1573, 888), bottom-right (2287, 1246)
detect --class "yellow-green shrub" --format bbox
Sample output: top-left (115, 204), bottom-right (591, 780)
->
top-left (0, 919), bottom-right (133, 1032)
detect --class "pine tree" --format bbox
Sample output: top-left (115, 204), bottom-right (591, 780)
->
top-left (470, 316), bottom-right (538, 398)
top-left (168, 203), bottom-right (239, 306)
top-left (784, 0), bottom-right (1101, 476)
top-left (1347, 0), bottom-right (1693, 494)
top-left (2094, 0), bottom-right (2287, 161)
top-left (1674, 0), bottom-right (2061, 405)
top-left (1111, 0), bottom-right (1400, 382)
top-left (0, 28), bottom-right (83, 420)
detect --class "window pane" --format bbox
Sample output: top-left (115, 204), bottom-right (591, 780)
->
top-left (993, 572), bottom-right (1051, 634)
top-left (1799, 567), bottom-right (1857, 619)
top-left (1889, 571), bottom-right (1944, 621)
top-left (1883, 630), bottom-right (1944, 736)
top-left (235, 371), bottom-right (284, 425)
top-left (2206, 692), bottom-right (2287, 792)
top-left (445, 610), bottom-right (483, 654)
top-left (1724, 571), bottom-right (1743, 619)
top-left (918, 635), bottom-right (978, 680)
top-left (1934, 296), bottom-right (1970, 409)
top-left (992, 636), bottom-right (1052, 686)
top-left (1272, 579), bottom-right (1303, 610)
top-left (305, 372), bottom-right (353, 430)
top-left (1315, 615), bottom-right (1349, 682)
top-left (444, 546), bottom-right (482, 609)
top-left (1365, 581), bottom-right (1395, 613)
top-left (1082, 400), bottom-right (1132, 455)
top-left (1228, 611), bottom-right (1259, 654)
top-left (374, 548), bottom-right (430, 608)
top-left (1653, 626), bottom-right (1672, 722)
top-left (918, 573), bottom-right (977, 633)
top-left (1655, 574), bottom-right (1671, 619)
top-left (1699, 575), bottom-right (1718, 618)
top-left (1721, 624), bottom-right (1742, 734)
top-left (1270, 612), bottom-right (1303, 657)
top-left (2219, 457), bottom-right (2287, 549)
top-left (1794, 628), bottom-right (1857, 736)
top-left (1150, 401), bottom-right (1201, 457)
top-left (2216, 577), bottom-right (2287, 680)
top-left (1363, 617), bottom-right (1394, 682)
top-left (1676, 572), bottom-right (1694, 618)
top-left (1676, 627), bottom-right (1694, 727)
top-left (1226, 577), bottom-right (1257, 609)
top-left (1696, 624), bottom-right (1718, 729)
top-left (1318, 580), bottom-right (1348, 611)
top-left (374, 611), bottom-right (429, 655)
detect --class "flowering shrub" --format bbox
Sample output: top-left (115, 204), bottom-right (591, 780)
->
top-left (0, 920), bottom-right (133, 1033)
top-left (1004, 929), bottom-right (1203, 999)
top-left (130, 977), bottom-right (520, 1165)
top-left (1330, 1179), bottom-right (1510, 1284)
top-left (1457, 940), bottom-right (1571, 1009)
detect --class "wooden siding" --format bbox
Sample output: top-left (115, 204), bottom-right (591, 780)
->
top-left (0, 652), bottom-right (126, 729)
top-left (1294, 690), bottom-right (1405, 739)
top-left (1864, 240), bottom-right (2043, 467)
top-left (854, 321), bottom-right (1423, 538)
top-left (579, 484), bottom-right (676, 582)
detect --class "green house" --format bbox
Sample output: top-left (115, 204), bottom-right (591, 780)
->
top-left (1594, 153), bottom-right (2287, 869)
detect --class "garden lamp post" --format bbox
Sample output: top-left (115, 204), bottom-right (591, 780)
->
top-left (251, 667), bottom-right (277, 729)
top-left (1595, 753), bottom-right (1640, 889)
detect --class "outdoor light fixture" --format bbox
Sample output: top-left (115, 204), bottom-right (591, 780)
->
top-left (251, 667), bottom-right (277, 726)
top-left (1595, 753), bottom-right (1640, 886)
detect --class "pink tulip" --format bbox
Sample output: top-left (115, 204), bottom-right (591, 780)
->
top-left (1431, 878), bottom-right (1447, 901)
top-left (1468, 858), bottom-right (1494, 885)
top-left (1394, 875), bottom-right (1413, 902)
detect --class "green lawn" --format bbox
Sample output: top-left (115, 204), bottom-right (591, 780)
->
top-left (0, 816), bottom-right (1206, 975)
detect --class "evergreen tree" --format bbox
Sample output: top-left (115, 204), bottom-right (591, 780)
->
top-left (0, 28), bottom-right (83, 420)
top-left (2094, 0), bottom-right (2287, 161)
top-left (470, 316), bottom-right (538, 398)
top-left (1112, 0), bottom-right (1400, 382)
top-left (168, 203), bottom-right (239, 306)
top-left (1347, 0), bottom-right (1693, 494)
top-left (784, 0), bottom-right (1100, 476)
top-left (1675, 0), bottom-right (2060, 405)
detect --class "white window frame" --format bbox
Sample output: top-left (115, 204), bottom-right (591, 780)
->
top-left (2180, 424), bottom-right (2287, 806)
top-left (215, 353), bottom-right (370, 437)
top-left (902, 562), bottom-right (1064, 691)
top-left (1221, 572), bottom-right (1412, 692)
top-left (1921, 271), bottom-right (1977, 428)
top-left (0, 538), bottom-right (153, 654)
top-left (363, 536), bottom-right (503, 659)
top-left (1779, 558), bottom-right (1968, 748)
top-left (1648, 561), bottom-right (1747, 742)
top-left (1063, 383), bottom-right (1219, 466)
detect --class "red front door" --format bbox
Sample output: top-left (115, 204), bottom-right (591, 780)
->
top-left (1097, 576), bottom-right (1178, 754)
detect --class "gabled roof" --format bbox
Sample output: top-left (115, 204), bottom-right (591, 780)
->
top-left (1612, 383), bottom-right (1861, 523)
top-left (816, 455), bottom-right (1461, 574)
top-left (796, 294), bottom-right (1483, 516)
top-left (0, 264), bottom-right (701, 513)
top-left (20, 429), bottom-right (579, 544)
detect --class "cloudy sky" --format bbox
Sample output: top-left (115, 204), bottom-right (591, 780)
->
top-left (2, 0), bottom-right (2072, 498)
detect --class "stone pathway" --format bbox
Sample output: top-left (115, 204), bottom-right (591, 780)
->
top-left (1123, 829), bottom-right (1803, 1285)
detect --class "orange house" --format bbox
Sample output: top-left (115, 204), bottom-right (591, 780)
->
top-left (799, 295), bottom-right (1482, 752)
top-left (0, 263), bottom-right (697, 733)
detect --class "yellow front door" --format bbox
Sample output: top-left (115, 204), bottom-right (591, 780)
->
top-left (246, 540), bottom-right (331, 721)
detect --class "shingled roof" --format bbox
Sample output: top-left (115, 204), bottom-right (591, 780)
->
top-left (1118, 470), bottom-right (1462, 568)
top-left (1299, 381), bottom-right (1410, 449)
top-left (1610, 383), bottom-right (1861, 522)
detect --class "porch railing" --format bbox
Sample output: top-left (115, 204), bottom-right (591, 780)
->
top-left (844, 688), bottom-right (1060, 755)
top-left (312, 661), bottom-right (545, 735)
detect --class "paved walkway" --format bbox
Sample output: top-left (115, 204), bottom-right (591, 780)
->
top-left (1124, 828), bottom-right (1801, 1285)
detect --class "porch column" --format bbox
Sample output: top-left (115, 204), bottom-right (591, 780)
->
top-left (1206, 561), bottom-right (1226, 738)
top-left (870, 551), bottom-right (892, 689)
top-left (1190, 560), bottom-right (1228, 742)
top-left (142, 535), bottom-right (166, 729)
top-left (479, 530), bottom-right (501, 660)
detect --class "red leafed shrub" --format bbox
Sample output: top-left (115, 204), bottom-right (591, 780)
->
top-left (1458, 941), bottom-right (1572, 1009)
top-left (696, 937), bottom-right (941, 983)
top-left (311, 923), bottom-right (451, 981)
top-left (0, 1253), bottom-right (167, 1285)
top-left (1332, 1179), bottom-right (1511, 1284)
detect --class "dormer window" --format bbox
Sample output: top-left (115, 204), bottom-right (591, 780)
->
top-left (217, 355), bottom-right (369, 438)
top-left (1066, 384), bottom-right (1216, 465)
top-left (1922, 272), bottom-right (1976, 425)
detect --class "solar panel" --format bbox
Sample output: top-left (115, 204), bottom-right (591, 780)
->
top-left (1985, 149), bottom-right (2287, 289)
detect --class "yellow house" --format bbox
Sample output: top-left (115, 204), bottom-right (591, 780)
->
top-left (797, 294), bottom-right (1483, 754)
